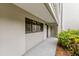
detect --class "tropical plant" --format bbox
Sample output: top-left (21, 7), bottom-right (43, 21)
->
top-left (58, 29), bottom-right (79, 56)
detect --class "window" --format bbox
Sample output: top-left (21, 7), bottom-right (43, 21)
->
top-left (32, 21), bottom-right (36, 32)
top-left (40, 23), bottom-right (43, 31)
top-left (25, 18), bottom-right (43, 34)
top-left (25, 18), bottom-right (32, 33)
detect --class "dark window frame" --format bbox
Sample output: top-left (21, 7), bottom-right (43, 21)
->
top-left (25, 18), bottom-right (43, 34)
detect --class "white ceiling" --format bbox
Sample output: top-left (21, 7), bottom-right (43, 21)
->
top-left (14, 3), bottom-right (55, 23)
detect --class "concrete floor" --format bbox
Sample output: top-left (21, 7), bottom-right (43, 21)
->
top-left (24, 38), bottom-right (58, 56)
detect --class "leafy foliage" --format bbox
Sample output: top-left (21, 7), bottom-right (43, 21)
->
top-left (58, 29), bottom-right (79, 56)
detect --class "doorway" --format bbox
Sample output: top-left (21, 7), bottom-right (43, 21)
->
top-left (46, 25), bottom-right (48, 38)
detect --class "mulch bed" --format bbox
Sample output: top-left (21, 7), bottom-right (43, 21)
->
top-left (55, 43), bottom-right (71, 56)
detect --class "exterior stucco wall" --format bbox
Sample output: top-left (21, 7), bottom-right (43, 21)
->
top-left (0, 4), bottom-right (25, 56)
top-left (0, 3), bottom-right (47, 55)
top-left (0, 3), bottom-right (56, 56)
top-left (26, 32), bottom-right (45, 51)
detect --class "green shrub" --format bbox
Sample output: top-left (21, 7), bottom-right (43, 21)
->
top-left (58, 29), bottom-right (79, 56)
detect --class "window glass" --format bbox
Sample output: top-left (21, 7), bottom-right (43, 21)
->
top-left (32, 21), bottom-right (36, 32)
top-left (25, 18), bottom-right (32, 33)
top-left (25, 18), bottom-right (43, 34)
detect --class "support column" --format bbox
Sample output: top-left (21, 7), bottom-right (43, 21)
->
top-left (48, 25), bottom-right (51, 38)
top-left (43, 24), bottom-right (47, 40)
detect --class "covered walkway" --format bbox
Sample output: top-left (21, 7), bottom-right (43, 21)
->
top-left (24, 38), bottom-right (58, 56)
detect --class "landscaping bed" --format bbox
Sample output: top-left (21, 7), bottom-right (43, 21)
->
top-left (57, 29), bottom-right (79, 56)
top-left (55, 43), bottom-right (71, 56)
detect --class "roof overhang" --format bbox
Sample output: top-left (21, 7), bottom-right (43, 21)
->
top-left (14, 3), bottom-right (57, 24)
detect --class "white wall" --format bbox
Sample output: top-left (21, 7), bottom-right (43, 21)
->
top-left (48, 26), bottom-right (51, 37)
top-left (0, 4), bottom-right (46, 55)
top-left (43, 24), bottom-right (47, 40)
top-left (0, 4), bottom-right (25, 56)
top-left (63, 3), bottom-right (79, 30)
top-left (0, 3), bottom-right (55, 55)
top-left (51, 26), bottom-right (55, 37)
top-left (25, 23), bottom-right (47, 52)
top-left (0, 18), bottom-right (25, 56)
top-left (26, 32), bottom-right (44, 51)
